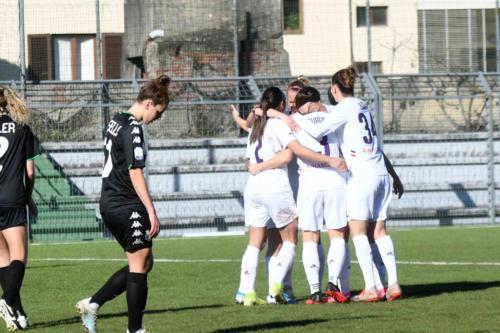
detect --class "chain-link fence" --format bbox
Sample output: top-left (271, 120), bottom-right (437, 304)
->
top-left (0, 0), bottom-right (499, 241)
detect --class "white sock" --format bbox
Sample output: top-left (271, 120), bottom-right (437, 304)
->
top-left (302, 242), bottom-right (320, 294)
top-left (376, 235), bottom-right (398, 286)
top-left (327, 238), bottom-right (346, 285)
top-left (283, 260), bottom-right (294, 291)
top-left (238, 245), bottom-right (260, 294)
top-left (352, 235), bottom-right (376, 290)
top-left (370, 242), bottom-right (387, 290)
top-left (339, 244), bottom-right (351, 294)
top-left (317, 243), bottom-right (325, 289)
top-left (268, 256), bottom-right (278, 291)
top-left (269, 241), bottom-right (296, 289)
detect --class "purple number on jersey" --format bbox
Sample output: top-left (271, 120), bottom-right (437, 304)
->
top-left (358, 113), bottom-right (374, 144)
top-left (254, 139), bottom-right (263, 163)
top-left (319, 135), bottom-right (330, 156)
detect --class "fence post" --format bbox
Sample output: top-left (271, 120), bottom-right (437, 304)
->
top-left (478, 72), bottom-right (496, 224)
top-left (18, 0), bottom-right (26, 98)
top-left (365, 73), bottom-right (384, 147)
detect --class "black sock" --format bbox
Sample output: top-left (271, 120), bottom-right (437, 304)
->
top-left (2, 260), bottom-right (25, 306)
top-left (127, 272), bottom-right (148, 333)
top-left (90, 265), bottom-right (128, 306)
top-left (0, 266), bottom-right (25, 316)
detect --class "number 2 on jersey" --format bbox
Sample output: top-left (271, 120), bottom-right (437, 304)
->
top-left (102, 138), bottom-right (113, 178)
top-left (0, 137), bottom-right (8, 173)
top-left (358, 113), bottom-right (377, 144)
top-left (254, 139), bottom-right (264, 163)
top-left (319, 136), bottom-right (330, 156)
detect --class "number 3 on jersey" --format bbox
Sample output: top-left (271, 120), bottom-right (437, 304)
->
top-left (358, 112), bottom-right (377, 144)
top-left (102, 138), bottom-right (113, 178)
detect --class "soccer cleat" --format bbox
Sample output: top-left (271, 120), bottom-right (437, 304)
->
top-left (376, 288), bottom-right (387, 301)
top-left (305, 292), bottom-right (325, 305)
top-left (268, 283), bottom-right (286, 304)
top-left (15, 315), bottom-right (28, 330)
top-left (325, 282), bottom-right (349, 303)
top-left (386, 283), bottom-right (402, 302)
top-left (283, 289), bottom-right (298, 304)
top-left (351, 288), bottom-right (379, 303)
top-left (235, 291), bottom-right (246, 305)
top-left (0, 299), bottom-right (18, 331)
top-left (75, 297), bottom-right (99, 333)
top-left (242, 292), bottom-right (266, 306)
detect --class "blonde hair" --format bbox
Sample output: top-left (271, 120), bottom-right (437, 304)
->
top-left (0, 86), bottom-right (29, 125)
top-left (296, 75), bottom-right (310, 86)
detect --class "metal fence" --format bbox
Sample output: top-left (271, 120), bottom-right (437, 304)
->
top-left (1, 72), bottom-right (498, 242)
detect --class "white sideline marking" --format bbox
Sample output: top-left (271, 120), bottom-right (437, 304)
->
top-left (29, 258), bottom-right (500, 266)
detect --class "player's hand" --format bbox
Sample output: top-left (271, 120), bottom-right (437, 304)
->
top-left (229, 104), bottom-right (239, 119)
top-left (328, 157), bottom-right (348, 172)
top-left (393, 177), bottom-right (404, 199)
top-left (248, 163), bottom-right (261, 176)
top-left (282, 116), bottom-right (300, 132)
top-left (27, 198), bottom-right (38, 219)
top-left (148, 212), bottom-right (160, 238)
top-left (253, 106), bottom-right (263, 117)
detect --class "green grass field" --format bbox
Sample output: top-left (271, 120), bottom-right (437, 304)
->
top-left (16, 225), bottom-right (500, 333)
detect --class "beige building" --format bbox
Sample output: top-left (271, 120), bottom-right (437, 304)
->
top-left (282, 0), bottom-right (420, 76)
top-left (0, 0), bottom-right (124, 81)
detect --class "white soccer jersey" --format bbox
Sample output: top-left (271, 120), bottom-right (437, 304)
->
top-left (294, 98), bottom-right (387, 177)
top-left (292, 112), bottom-right (347, 190)
top-left (244, 118), bottom-right (296, 194)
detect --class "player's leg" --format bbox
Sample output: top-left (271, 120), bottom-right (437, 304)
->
top-left (368, 222), bottom-right (387, 300)
top-left (373, 175), bottom-right (401, 301)
top-left (0, 222), bottom-right (27, 331)
top-left (338, 231), bottom-right (351, 298)
top-left (325, 227), bottom-right (349, 303)
top-left (302, 230), bottom-right (322, 304)
top-left (126, 248), bottom-right (153, 333)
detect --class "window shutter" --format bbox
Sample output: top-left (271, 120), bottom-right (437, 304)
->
top-left (28, 35), bottom-right (52, 80)
top-left (103, 34), bottom-right (123, 79)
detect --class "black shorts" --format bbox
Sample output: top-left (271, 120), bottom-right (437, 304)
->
top-left (101, 207), bottom-right (152, 253)
top-left (0, 207), bottom-right (27, 230)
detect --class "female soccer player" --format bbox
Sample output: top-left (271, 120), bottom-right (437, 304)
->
top-left (0, 86), bottom-right (37, 330)
top-left (76, 75), bottom-right (170, 333)
top-left (232, 77), bottom-right (311, 304)
top-left (270, 66), bottom-right (403, 302)
top-left (237, 87), bottom-right (346, 306)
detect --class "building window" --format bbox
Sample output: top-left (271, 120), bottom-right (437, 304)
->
top-left (354, 61), bottom-right (383, 74)
top-left (28, 34), bottom-right (122, 81)
top-left (282, 0), bottom-right (303, 34)
top-left (357, 6), bottom-right (388, 27)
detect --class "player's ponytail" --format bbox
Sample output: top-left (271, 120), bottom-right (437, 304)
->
top-left (250, 87), bottom-right (285, 144)
top-left (137, 74), bottom-right (171, 108)
top-left (0, 86), bottom-right (29, 125)
top-left (331, 65), bottom-right (356, 96)
top-left (287, 76), bottom-right (309, 92)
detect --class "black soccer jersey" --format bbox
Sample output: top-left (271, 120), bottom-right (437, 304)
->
top-left (0, 115), bottom-right (38, 208)
top-left (99, 112), bottom-right (147, 213)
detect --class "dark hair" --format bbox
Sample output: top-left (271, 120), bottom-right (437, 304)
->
top-left (327, 87), bottom-right (338, 105)
top-left (137, 74), bottom-right (171, 107)
top-left (249, 87), bottom-right (285, 144)
top-left (294, 86), bottom-right (321, 110)
top-left (331, 65), bottom-right (356, 96)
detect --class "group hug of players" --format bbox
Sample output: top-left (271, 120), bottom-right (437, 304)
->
top-left (231, 66), bottom-right (403, 306)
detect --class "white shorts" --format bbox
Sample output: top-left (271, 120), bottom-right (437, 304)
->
top-left (244, 191), bottom-right (297, 229)
top-left (297, 188), bottom-right (347, 231)
top-left (347, 175), bottom-right (392, 222)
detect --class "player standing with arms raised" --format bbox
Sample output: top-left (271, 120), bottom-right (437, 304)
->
top-left (76, 75), bottom-right (170, 333)
top-left (0, 86), bottom-right (37, 330)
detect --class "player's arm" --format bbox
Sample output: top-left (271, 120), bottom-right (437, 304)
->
top-left (247, 149), bottom-right (293, 176)
top-left (25, 159), bottom-right (37, 218)
top-left (287, 140), bottom-right (347, 172)
top-left (293, 111), bottom-right (347, 139)
top-left (230, 104), bottom-right (257, 133)
top-left (382, 151), bottom-right (404, 198)
top-left (129, 168), bottom-right (160, 237)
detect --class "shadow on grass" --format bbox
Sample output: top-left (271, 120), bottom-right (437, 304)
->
top-left (402, 281), bottom-right (500, 299)
top-left (209, 319), bottom-right (328, 333)
top-left (29, 304), bottom-right (226, 329)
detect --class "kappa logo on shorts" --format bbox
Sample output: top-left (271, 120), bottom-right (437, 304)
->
top-left (129, 212), bottom-right (141, 219)
top-left (132, 136), bottom-right (141, 144)
top-left (132, 230), bottom-right (143, 237)
top-left (132, 239), bottom-right (143, 246)
top-left (131, 221), bottom-right (142, 229)
top-left (131, 127), bottom-right (141, 135)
